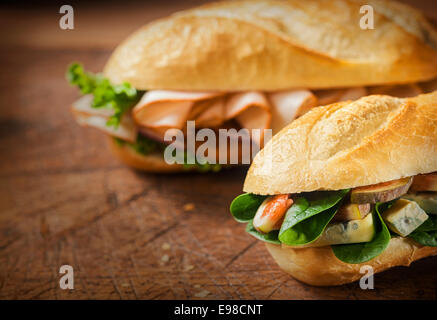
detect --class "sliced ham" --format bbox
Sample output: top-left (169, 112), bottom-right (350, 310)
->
top-left (71, 94), bottom-right (137, 142)
top-left (268, 90), bottom-right (317, 134)
top-left (133, 91), bottom-right (224, 129)
top-left (314, 87), bottom-right (367, 106)
top-left (314, 89), bottom-right (344, 106)
top-left (71, 94), bottom-right (114, 117)
top-left (224, 91), bottom-right (271, 146)
top-left (338, 87), bottom-right (368, 101)
top-left (71, 83), bottom-right (430, 157)
top-left (132, 90), bottom-right (315, 146)
top-left (193, 98), bottom-right (225, 128)
top-left (133, 90), bottom-right (273, 147)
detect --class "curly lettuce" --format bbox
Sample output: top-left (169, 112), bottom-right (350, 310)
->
top-left (67, 63), bottom-right (140, 128)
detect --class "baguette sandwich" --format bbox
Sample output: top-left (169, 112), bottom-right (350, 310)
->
top-left (68, 0), bottom-right (437, 172)
top-left (230, 91), bottom-right (437, 286)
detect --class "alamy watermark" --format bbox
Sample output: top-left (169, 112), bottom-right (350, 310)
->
top-left (359, 265), bottom-right (374, 289)
top-left (58, 4), bottom-right (374, 32)
top-left (162, 121), bottom-right (272, 166)
top-left (360, 5), bottom-right (375, 30)
top-left (59, 265), bottom-right (74, 290)
top-left (59, 5), bottom-right (74, 30)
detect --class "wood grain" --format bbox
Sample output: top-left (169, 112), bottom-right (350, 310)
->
top-left (0, 0), bottom-right (436, 300)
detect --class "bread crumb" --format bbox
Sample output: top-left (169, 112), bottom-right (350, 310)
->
top-left (162, 242), bottom-right (171, 250)
top-left (161, 254), bottom-right (169, 263)
top-left (194, 290), bottom-right (210, 298)
top-left (183, 203), bottom-right (195, 212)
top-left (183, 265), bottom-right (194, 272)
top-left (194, 284), bottom-right (201, 289)
top-left (121, 283), bottom-right (129, 288)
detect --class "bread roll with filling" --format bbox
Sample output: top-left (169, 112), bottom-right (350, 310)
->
top-left (265, 238), bottom-right (437, 286)
top-left (104, 0), bottom-right (437, 91)
top-left (242, 91), bottom-right (437, 286)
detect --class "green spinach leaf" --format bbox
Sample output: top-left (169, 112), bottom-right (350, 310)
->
top-left (114, 136), bottom-right (163, 156)
top-left (331, 202), bottom-right (391, 264)
top-left (179, 151), bottom-right (222, 173)
top-left (414, 215), bottom-right (437, 232)
top-left (246, 220), bottom-right (280, 244)
top-left (278, 189), bottom-right (349, 245)
top-left (409, 215), bottom-right (437, 247)
top-left (230, 193), bottom-right (267, 223)
top-left (409, 231), bottom-right (437, 247)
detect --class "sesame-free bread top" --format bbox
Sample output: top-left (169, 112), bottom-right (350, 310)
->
top-left (244, 91), bottom-right (437, 194)
top-left (103, 0), bottom-right (437, 91)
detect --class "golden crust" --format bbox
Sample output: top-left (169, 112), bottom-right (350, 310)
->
top-left (244, 91), bottom-right (437, 194)
top-left (265, 237), bottom-right (437, 286)
top-left (107, 137), bottom-right (186, 173)
top-left (103, 0), bottom-right (437, 91)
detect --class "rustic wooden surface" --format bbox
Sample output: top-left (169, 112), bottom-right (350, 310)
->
top-left (0, 0), bottom-right (436, 300)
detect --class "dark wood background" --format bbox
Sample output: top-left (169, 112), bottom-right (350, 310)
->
top-left (0, 0), bottom-right (436, 300)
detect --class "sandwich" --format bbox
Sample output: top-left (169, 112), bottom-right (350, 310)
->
top-left (230, 91), bottom-right (437, 286)
top-left (67, 0), bottom-right (437, 172)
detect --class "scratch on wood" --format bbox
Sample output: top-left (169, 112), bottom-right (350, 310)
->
top-left (0, 165), bottom-right (124, 179)
top-left (49, 188), bottom-right (151, 241)
top-left (128, 277), bottom-right (139, 300)
top-left (225, 240), bottom-right (257, 268)
top-left (266, 282), bottom-right (283, 299)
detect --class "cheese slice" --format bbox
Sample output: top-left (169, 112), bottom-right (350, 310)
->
top-left (71, 95), bottom-right (137, 142)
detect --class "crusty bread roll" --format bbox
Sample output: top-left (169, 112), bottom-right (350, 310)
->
top-left (107, 137), bottom-right (186, 173)
top-left (104, 0), bottom-right (437, 91)
top-left (242, 91), bottom-right (437, 286)
top-left (265, 238), bottom-right (437, 286)
top-left (244, 91), bottom-right (437, 194)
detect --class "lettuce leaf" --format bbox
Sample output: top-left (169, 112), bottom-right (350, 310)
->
top-left (114, 136), bottom-right (162, 156)
top-left (409, 215), bottom-right (437, 247)
top-left (413, 214), bottom-right (437, 232)
top-left (230, 193), bottom-right (267, 223)
top-left (67, 63), bottom-right (140, 128)
top-left (68, 63), bottom-right (221, 173)
top-left (246, 220), bottom-right (280, 244)
top-left (181, 151), bottom-right (222, 172)
top-left (278, 189), bottom-right (349, 245)
top-left (229, 190), bottom-right (348, 245)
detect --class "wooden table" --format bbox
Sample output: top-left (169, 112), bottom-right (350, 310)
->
top-left (0, 1), bottom-right (436, 300)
